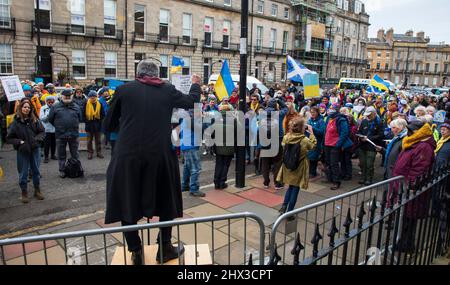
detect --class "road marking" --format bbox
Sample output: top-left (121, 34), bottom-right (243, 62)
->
top-left (0, 210), bottom-right (105, 240)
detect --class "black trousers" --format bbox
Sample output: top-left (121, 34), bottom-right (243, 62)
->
top-left (340, 148), bottom-right (353, 179)
top-left (122, 218), bottom-right (173, 253)
top-left (309, 160), bottom-right (319, 177)
top-left (214, 154), bottom-right (233, 187)
top-left (57, 137), bottom-right (79, 172)
top-left (261, 146), bottom-right (283, 186)
top-left (44, 132), bottom-right (56, 158)
top-left (324, 146), bottom-right (341, 184)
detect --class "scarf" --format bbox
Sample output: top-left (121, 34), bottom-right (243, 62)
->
top-left (435, 136), bottom-right (450, 154)
top-left (250, 102), bottom-right (259, 112)
top-left (86, 99), bottom-right (101, 121)
top-left (402, 124), bottom-right (433, 150)
top-left (384, 129), bottom-right (407, 167)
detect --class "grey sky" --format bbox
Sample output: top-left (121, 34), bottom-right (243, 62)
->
top-left (361, 0), bottom-right (450, 43)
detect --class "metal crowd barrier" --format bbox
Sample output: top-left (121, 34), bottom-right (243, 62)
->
top-left (269, 164), bottom-right (450, 265)
top-left (0, 213), bottom-right (265, 265)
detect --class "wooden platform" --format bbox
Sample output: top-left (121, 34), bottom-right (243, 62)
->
top-left (111, 244), bottom-right (212, 265)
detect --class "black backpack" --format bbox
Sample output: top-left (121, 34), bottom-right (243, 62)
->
top-left (64, 158), bottom-right (84, 178)
top-left (283, 141), bottom-right (303, 171)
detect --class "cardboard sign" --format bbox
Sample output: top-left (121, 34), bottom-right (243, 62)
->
top-left (303, 73), bottom-right (320, 99)
top-left (0, 76), bottom-right (25, 102)
top-left (172, 75), bottom-right (192, 94)
top-left (434, 110), bottom-right (447, 123)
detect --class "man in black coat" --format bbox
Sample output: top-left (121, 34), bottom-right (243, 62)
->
top-left (48, 89), bottom-right (82, 178)
top-left (103, 60), bottom-right (201, 265)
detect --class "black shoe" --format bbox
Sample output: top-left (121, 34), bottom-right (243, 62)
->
top-left (274, 183), bottom-right (284, 190)
top-left (331, 182), bottom-right (341, 190)
top-left (279, 205), bottom-right (287, 215)
top-left (190, 191), bottom-right (206, 197)
top-left (219, 183), bottom-right (228, 190)
top-left (51, 156), bottom-right (58, 160)
top-left (59, 171), bottom-right (66, 178)
top-left (44, 158), bottom-right (49, 163)
top-left (131, 249), bottom-right (143, 265)
top-left (364, 181), bottom-right (372, 186)
top-left (156, 243), bottom-right (185, 264)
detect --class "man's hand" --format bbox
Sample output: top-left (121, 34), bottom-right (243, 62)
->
top-left (191, 74), bottom-right (201, 85)
top-left (375, 146), bottom-right (383, 152)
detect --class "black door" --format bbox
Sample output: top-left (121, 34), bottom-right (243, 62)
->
top-left (37, 47), bottom-right (53, 85)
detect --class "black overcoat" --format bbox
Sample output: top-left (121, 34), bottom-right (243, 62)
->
top-left (103, 80), bottom-right (201, 224)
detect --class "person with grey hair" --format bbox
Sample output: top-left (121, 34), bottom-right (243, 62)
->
top-left (103, 59), bottom-right (202, 265)
top-left (375, 118), bottom-right (408, 179)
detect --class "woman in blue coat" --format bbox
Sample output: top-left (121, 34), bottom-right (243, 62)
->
top-left (307, 107), bottom-right (326, 177)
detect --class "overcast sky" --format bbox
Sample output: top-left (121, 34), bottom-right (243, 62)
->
top-left (361, 0), bottom-right (450, 43)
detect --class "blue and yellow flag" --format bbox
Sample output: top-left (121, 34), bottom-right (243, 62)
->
top-left (215, 60), bottom-right (235, 101)
top-left (171, 56), bottom-right (185, 74)
top-left (370, 74), bottom-right (390, 92)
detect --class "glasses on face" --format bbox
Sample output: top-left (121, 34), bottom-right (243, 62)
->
top-left (251, 99), bottom-right (257, 102)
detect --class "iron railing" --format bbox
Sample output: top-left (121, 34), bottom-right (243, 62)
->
top-left (0, 213), bottom-right (265, 265)
top-left (269, 164), bottom-right (450, 265)
top-left (131, 32), bottom-right (198, 49)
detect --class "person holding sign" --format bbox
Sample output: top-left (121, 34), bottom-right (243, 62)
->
top-left (6, 99), bottom-right (45, 203)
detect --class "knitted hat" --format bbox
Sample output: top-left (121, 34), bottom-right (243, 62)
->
top-left (88, 90), bottom-right (97, 98)
top-left (440, 122), bottom-right (450, 131)
top-left (45, 95), bottom-right (56, 102)
top-left (61, 89), bottom-right (73, 97)
top-left (22, 84), bottom-right (31, 91)
top-left (407, 120), bottom-right (425, 132)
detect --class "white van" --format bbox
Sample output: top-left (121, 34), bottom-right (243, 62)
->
top-left (208, 74), bottom-right (269, 95)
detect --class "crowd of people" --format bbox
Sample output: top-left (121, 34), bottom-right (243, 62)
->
top-left (1, 76), bottom-right (450, 216)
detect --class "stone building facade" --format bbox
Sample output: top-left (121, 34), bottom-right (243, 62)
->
top-left (367, 29), bottom-right (450, 87)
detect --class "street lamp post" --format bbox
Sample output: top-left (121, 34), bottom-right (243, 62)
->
top-left (211, 60), bottom-right (223, 74)
top-left (235, 0), bottom-right (248, 188)
top-left (50, 49), bottom-right (70, 84)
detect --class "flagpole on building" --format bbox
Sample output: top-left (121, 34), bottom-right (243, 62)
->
top-left (235, 0), bottom-right (248, 188)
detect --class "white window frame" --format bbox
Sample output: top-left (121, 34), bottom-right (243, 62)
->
top-left (182, 13), bottom-right (192, 45)
top-left (160, 54), bottom-right (169, 80)
top-left (0, 0), bottom-right (11, 28)
top-left (104, 51), bottom-right (117, 77)
top-left (224, 0), bottom-right (231, 7)
top-left (270, 28), bottom-right (276, 53)
top-left (343, 0), bottom-right (349, 11)
top-left (337, 0), bottom-right (343, 9)
top-left (257, 0), bottom-right (264, 14)
top-left (71, 0), bottom-right (85, 35)
top-left (34, 0), bottom-right (52, 31)
top-left (204, 17), bottom-right (214, 47)
top-left (182, 57), bottom-right (191, 76)
top-left (159, 9), bottom-right (170, 43)
top-left (104, 0), bottom-right (117, 38)
top-left (134, 4), bottom-right (146, 40)
top-left (256, 26), bottom-right (263, 52)
top-left (284, 7), bottom-right (289, 19)
top-left (72, 49), bottom-right (86, 79)
top-left (271, 4), bottom-right (278, 17)
top-left (282, 31), bottom-right (288, 54)
top-left (0, 44), bottom-right (13, 75)
top-left (223, 20), bottom-right (231, 49)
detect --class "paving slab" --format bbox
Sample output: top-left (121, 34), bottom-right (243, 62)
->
top-left (6, 245), bottom-right (66, 265)
top-left (184, 204), bottom-right (233, 228)
top-left (200, 190), bottom-right (248, 209)
top-left (237, 188), bottom-right (284, 208)
top-left (227, 201), bottom-right (280, 226)
top-left (2, 240), bottom-right (58, 260)
top-left (176, 223), bottom-right (236, 251)
top-left (212, 240), bottom-right (259, 265)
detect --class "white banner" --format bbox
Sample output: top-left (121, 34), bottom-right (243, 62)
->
top-left (0, 76), bottom-right (25, 102)
top-left (172, 75), bottom-right (192, 94)
top-left (305, 24), bottom-right (312, 52)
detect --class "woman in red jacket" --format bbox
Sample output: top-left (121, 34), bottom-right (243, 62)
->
top-left (391, 120), bottom-right (436, 253)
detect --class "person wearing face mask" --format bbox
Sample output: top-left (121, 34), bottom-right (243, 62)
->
top-left (48, 89), bottom-right (82, 178)
top-left (323, 103), bottom-right (353, 190)
top-left (39, 96), bottom-right (57, 163)
top-left (41, 83), bottom-right (57, 103)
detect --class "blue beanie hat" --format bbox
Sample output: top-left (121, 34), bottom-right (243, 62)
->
top-left (22, 84), bottom-right (31, 91)
top-left (88, 90), bottom-right (97, 98)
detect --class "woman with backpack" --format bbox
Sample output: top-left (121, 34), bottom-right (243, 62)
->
top-left (6, 99), bottom-right (45, 203)
top-left (277, 118), bottom-right (317, 219)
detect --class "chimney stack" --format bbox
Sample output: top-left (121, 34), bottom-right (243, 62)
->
top-left (416, 31), bottom-right (425, 40)
top-left (377, 28), bottom-right (385, 41)
top-left (386, 28), bottom-right (394, 43)
top-left (405, 30), bottom-right (414, 37)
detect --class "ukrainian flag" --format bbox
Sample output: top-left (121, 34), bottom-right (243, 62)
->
top-left (215, 60), bottom-right (235, 101)
top-left (370, 74), bottom-right (390, 92)
top-left (171, 56), bottom-right (185, 74)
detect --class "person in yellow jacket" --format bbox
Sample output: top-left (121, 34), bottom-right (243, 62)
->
top-left (40, 83), bottom-right (57, 103)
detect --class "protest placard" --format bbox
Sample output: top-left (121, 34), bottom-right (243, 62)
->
top-left (172, 75), bottom-right (192, 94)
top-left (0, 76), bottom-right (25, 102)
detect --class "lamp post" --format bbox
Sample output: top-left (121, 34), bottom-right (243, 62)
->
top-left (211, 59), bottom-right (223, 74)
top-left (50, 49), bottom-right (70, 84)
